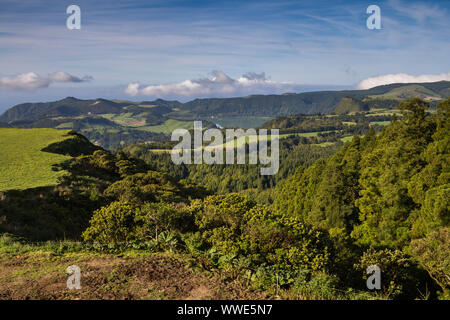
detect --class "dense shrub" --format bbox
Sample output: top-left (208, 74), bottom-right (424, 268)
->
top-left (82, 200), bottom-right (194, 244)
top-left (354, 248), bottom-right (421, 299)
top-left (82, 201), bottom-right (137, 243)
top-left (134, 202), bottom-right (195, 240)
top-left (188, 194), bottom-right (332, 272)
top-left (241, 206), bottom-right (332, 272)
top-left (410, 227), bottom-right (450, 299)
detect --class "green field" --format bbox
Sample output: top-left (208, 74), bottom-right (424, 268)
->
top-left (0, 128), bottom-right (74, 191)
top-left (55, 122), bottom-right (75, 129)
top-left (365, 109), bottom-right (402, 116)
top-left (137, 119), bottom-right (194, 133)
top-left (282, 130), bottom-right (333, 138)
top-left (370, 120), bottom-right (391, 126)
top-left (212, 116), bottom-right (273, 129)
top-left (340, 136), bottom-right (354, 143)
top-left (201, 130), bottom-right (334, 149)
top-left (146, 130), bottom-right (337, 152)
top-left (317, 142), bottom-right (334, 147)
top-left (100, 112), bottom-right (147, 127)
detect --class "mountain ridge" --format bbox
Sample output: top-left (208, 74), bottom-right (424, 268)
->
top-left (2, 81), bottom-right (449, 123)
top-left (1, 81), bottom-right (449, 149)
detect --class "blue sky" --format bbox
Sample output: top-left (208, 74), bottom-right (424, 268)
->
top-left (0, 0), bottom-right (449, 111)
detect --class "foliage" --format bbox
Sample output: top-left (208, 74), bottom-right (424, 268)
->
top-left (188, 194), bottom-right (331, 272)
top-left (241, 206), bottom-right (332, 271)
top-left (134, 202), bottom-right (195, 240)
top-left (354, 248), bottom-right (420, 299)
top-left (410, 227), bottom-right (450, 298)
top-left (124, 140), bottom-right (340, 194)
top-left (82, 201), bottom-right (138, 243)
top-left (83, 199), bottom-right (194, 245)
top-left (1, 97), bottom-right (449, 300)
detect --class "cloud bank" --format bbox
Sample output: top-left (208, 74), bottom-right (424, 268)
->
top-left (0, 72), bottom-right (93, 91)
top-left (357, 72), bottom-right (450, 89)
top-left (126, 71), bottom-right (301, 98)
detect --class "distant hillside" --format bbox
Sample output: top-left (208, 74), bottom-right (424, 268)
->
top-left (368, 84), bottom-right (444, 101)
top-left (0, 128), bottom-right (100, 191)
top-left (0, 81), bottom-right (448, 149)
top-left (176, 81), bottom-right (450, 117)
top-left (332, 97), bottom-right (368, 114)
top-left (0, 97), bottom-right (181, 124)
top-left (0, 97), bottom-right (125, 123)
top-left (178, 92), bottom-right (344, 116)
top-left (140, 98), bottom-right (183, 109)
top-left (0, 98), bottom-right (186, 149)
top-left (2, 81), bottom-right (449, 124)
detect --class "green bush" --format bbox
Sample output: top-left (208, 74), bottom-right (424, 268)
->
top-left (134, 202), bottom-right (194, 241)
top-left (410, 227), bottom-right (450, 299)
top-left (241, 206), bottom-right (332, 272)
top-left (82, 201), bottom-right (193, 245)
top-left (354, 248), bottom-right (420, 299)
top-left (188, 194), bottom-right (332, 273)
top-left (82, 201), bottom-right (137, 243)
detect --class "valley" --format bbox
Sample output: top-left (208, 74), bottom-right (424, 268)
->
top-left (0, 84), bottom-right (448, 300)
top-left (1, 81), bottom-right (448, 149)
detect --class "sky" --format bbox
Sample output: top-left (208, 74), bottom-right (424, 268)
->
top-left (0, 0), bottom-right (449, 112)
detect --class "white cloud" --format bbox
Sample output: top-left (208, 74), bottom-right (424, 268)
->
top-left (125, 82), bottom-right (140, 96)
top-left (48, 71), bottom-right (92, 83)
top-left (0, 71), bottom-right (93, 91)
top-left (125, 70), bottom-right (296, 97)
top-left (356, 72), bottom-right (450, 90)
top-left (0, 72), bottom-right (49, 91)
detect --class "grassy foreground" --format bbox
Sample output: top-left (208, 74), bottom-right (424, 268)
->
top-left (0, 128), bottom-right (74, 191)
top-left (0, 234), bottom-right (379, 300)
top-left (0, 233), bottom-right (265, 300)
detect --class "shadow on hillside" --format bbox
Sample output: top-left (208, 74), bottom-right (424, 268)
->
top-left (41, 130), bottom-right (102, 157)
top-left (0, 133), bottom-right (109, 241)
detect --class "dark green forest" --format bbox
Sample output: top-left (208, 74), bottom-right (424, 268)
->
top-left (118, 98), bottom-right (449, 299)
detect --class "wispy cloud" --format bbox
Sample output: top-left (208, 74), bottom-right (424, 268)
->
top-left (126, 71), bottom-right (304, 98)
top-left (0, 72), bottom-right (93, 91)
top-left (357, 72), bottom-right (450, 89)
top-left (388, 0), bottom-right (448, 25)
top-left (0, 0), bottom-right (449, 107)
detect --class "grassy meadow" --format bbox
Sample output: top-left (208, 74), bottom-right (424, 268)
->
top-left (0, 128), bottom-right (73, 191)
top-left (137, 119), bottom-right (194, 133)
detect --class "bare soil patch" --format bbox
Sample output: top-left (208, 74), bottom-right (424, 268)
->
top-left (0, 254), bottom-right (267, 300)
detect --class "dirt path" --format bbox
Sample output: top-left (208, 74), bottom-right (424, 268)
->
top-left (0, 253), bottom-right (268, 300)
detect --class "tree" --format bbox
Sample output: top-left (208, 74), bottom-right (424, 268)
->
top-left (409, 99), bottom-right (450, 237)
top-left (352, 99), bottom-right (435, 247)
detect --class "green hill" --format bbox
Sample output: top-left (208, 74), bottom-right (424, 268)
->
top-left (0, 97), bottom-right (124, 123)
top-left (0, 128), bottom-right (99, 191)
top-left (2, 82), bottom-right (449, 124)
top-left (175, 81), bottom-right (450, 117)
top-left (332, 97), bottom-right (368, 114)
top-left (1, 81), bottom-right (449, 149)
top-left (369, 84), bottom-right (444, 100)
